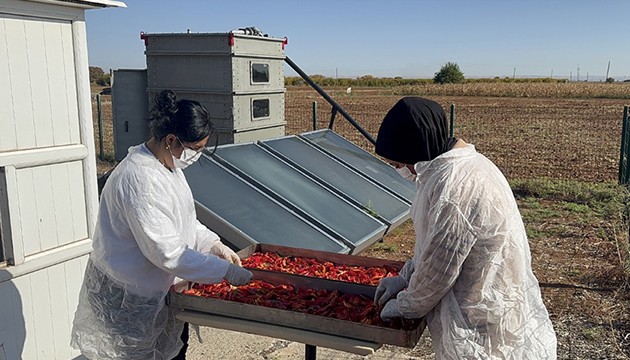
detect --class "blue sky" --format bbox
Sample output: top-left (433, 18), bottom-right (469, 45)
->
top-left (86, 0), bottom-right (630, 81)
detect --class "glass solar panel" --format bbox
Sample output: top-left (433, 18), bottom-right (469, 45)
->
top-left (301, 130), bottom-right (416, 203)
top-left (212, 143), bottom-right (387, 253)
top-left (184, 155), bottom-right (350, 253)
top-left (260, 136), bottom-right (410, 227)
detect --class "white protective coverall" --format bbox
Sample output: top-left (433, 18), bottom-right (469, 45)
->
top-left (71, 144), bottom-right (231, 359)
top-left (388, 143), bottom-right (557, 359)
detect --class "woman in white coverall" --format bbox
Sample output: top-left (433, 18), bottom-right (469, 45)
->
top-left (71, 89), bottom-right (252, 360)
top-left (373, 97), bottom-right (557, 359)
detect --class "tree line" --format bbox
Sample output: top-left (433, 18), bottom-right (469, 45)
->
top-left (91, 62), bottom-right (583, 89)
top-left (286, 62), bottom-right (569, 87)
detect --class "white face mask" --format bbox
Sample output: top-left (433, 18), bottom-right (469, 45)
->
top-left (396, 165), bottom-right (416, 181)
top-left (170, 138), bottom-right (203, 169)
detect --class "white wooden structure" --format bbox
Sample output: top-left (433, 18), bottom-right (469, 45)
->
top-left (0, 0), bottom-right (125, 359)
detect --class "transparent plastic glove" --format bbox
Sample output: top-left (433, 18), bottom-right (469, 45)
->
top-left (374, 276), bottom-right (407, 306)
top-left (380, 298), bottom-right (402, 321)
top-left (211, 242), bottom-right (242, 266)
top-left (223, 263), bottom-right (252, 286)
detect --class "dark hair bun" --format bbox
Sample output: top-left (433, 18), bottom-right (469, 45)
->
top-left (148, 89), bottom-right (212, 141)
top-left (154, 89), bottom-right (178, 117)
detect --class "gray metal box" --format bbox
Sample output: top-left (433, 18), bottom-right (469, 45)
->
top-left (143, 32), bottom-right (286, 144)
top-left (112, 69), bottom-right (150, 161)
top-left (146, 90), bottom-right (286, 134)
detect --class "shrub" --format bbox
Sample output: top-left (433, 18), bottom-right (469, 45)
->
top-left (433, 62), bottom-right (465, 84)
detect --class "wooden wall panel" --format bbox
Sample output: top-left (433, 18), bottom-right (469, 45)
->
top-left (15, 168), bottom-right (40, 256)
top-left (15, 161), bottom-right (88, 257)
top-left (1, 255), bottom-right (88, 359)
top-left (0, 15), bottom-right (78, 152)
top-left (67, 161), bottom-right (88, 241)
top-left (24, 20), bottom-right (54, 148)
top-left (3, 17), bottom-right (36, 150)
top-left (48, 263), bottom-right (74, 359)
top-left (0, 281), bottom-right (22, 359)
top-left (12, 276), bottom-right (36, 359)
top-left (31, 166), bottom-right (57, 252)
top-left (29, 270), bottom-right (56, 358)
top-left (0, 18), bottom-right (17, 151)
top-left (60, 22), bottom-right (81, 144)
top-left (0, 282), bottom-right (17, 340)
top-left (45, 21), bottom-right (73, 146)
top-left (50, 164), bottom-right (75, 246)
top-left (65, 256), bottom-right (87, 358)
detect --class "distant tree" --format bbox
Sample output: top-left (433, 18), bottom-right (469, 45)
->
top-left (89, 66), bottom-right (111, 86)
top-left (433, 62), bottom-right (465, 84)
top-left (606, 77), bottom-right (615, 83)
top-left (89, 66), bottom-right (105, 83)
top-left (96, 75), bottom-right (111, 86)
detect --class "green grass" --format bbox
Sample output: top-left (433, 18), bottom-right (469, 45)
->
top-left (512, 178), bottom-right (630, 280)
top-left (511, 178), bottom-right (630, 220)
top-left (561, 202), bottom-right (591, 213)
top-left (369, 242), bottom-right (399, 253)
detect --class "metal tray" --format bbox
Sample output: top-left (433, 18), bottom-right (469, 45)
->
top-left (168, 244), bottom-right (424, 348)
top-left (237, 243), bottom-right (407, 270)
top-left (168, 270), bottom-right (424, 347)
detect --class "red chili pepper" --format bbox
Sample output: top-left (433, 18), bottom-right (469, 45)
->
top-left (182, 280), bottom-right (420, 330)
top-left (241, 252), bottom-right (399, 286)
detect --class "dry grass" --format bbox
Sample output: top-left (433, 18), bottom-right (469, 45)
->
top-left (395, 82), bottom-right (630, 99)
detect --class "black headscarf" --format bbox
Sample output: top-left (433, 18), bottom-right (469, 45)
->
top-left (375, 97), bottom-right (457, 164)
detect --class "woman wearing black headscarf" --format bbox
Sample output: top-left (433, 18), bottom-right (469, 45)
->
top-left (373, 97), bottom-right (557, 359)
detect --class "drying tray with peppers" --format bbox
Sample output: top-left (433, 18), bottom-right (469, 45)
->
top-left (167, 244), bottom-right (425, 348)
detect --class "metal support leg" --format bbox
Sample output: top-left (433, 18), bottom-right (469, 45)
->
top-left (305, 344), bottom-right (317, 360)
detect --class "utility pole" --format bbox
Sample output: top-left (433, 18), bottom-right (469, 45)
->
top-left (577, 65), bottom-right (580, 82)
top-left (606, 60), bottom-right (611, 80)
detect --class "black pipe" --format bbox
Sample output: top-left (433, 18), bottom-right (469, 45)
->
top-left (285, 56), bottom-right (376, 145)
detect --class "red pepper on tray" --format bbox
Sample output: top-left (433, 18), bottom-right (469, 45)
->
top-left (182, 280), bottom-right (419, 330)
top-left (241, 252), bottom-right (399, 286)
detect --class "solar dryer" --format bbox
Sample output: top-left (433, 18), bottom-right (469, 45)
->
top-left (185, 130), bottom-right (415, 255)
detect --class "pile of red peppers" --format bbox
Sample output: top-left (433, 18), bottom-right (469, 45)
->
top-left (241, 252), bottom-right (399, 286)
top-left (182, 251), bottom-right (419, 330)
top-left (183, 280), bottom-right (418, 330)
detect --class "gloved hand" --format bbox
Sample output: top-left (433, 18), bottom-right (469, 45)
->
top-left (380, 298), bottom-right (402, 321)
top-left (223, 263), bottom-right (252, 286)
top-left (211, 242), bottom-right (242, 266)
top-left (374, 276), bottom-right (407, 306)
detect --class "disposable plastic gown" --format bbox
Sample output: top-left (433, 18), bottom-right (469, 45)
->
top-left (391, 144), bottom-right (557, 359)
top-left (72, 144), bottom-right (231, 359)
